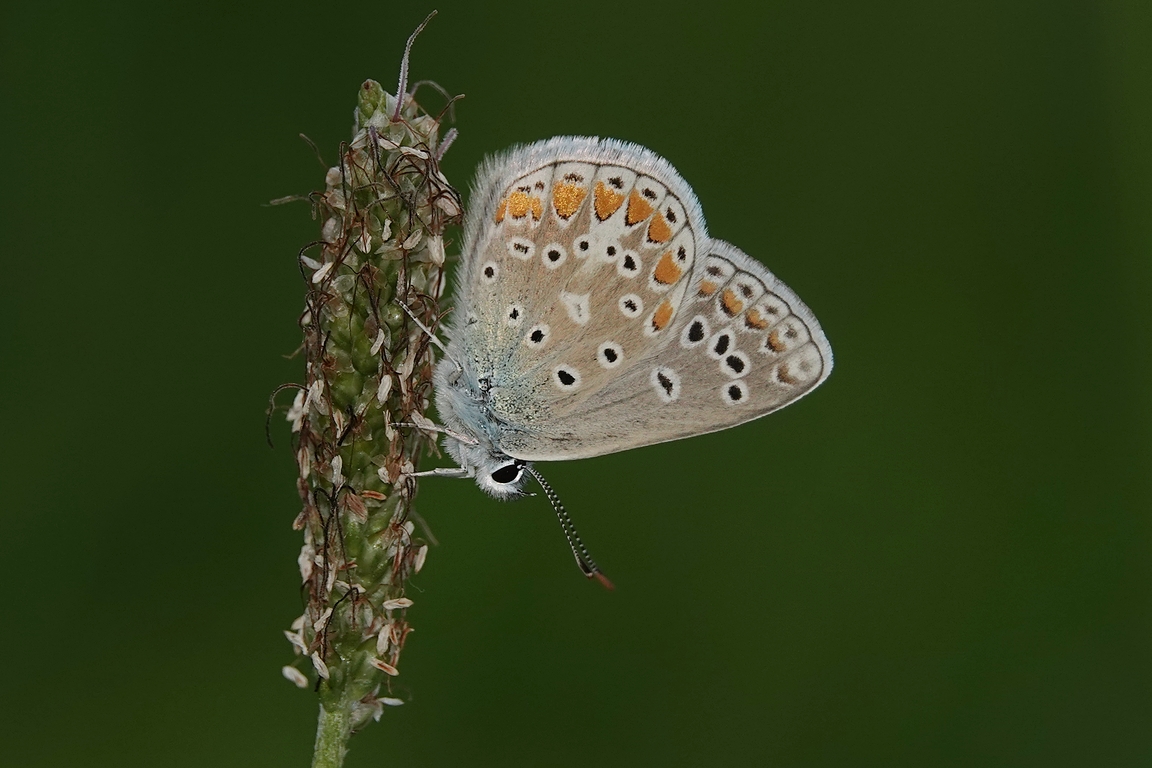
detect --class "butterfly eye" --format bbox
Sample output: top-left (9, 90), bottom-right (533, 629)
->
top-left (490, 463), bottom-right (523, 484)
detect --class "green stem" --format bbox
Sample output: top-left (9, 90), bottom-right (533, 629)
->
top-left (312, 702), bottom-right (353, 768)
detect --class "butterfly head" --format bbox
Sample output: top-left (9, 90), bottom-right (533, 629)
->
top-left (440, 430), bottom-right (530, 499)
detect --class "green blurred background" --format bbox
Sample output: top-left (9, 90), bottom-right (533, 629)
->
top-left (3, 1), bottom-right (1149, 766)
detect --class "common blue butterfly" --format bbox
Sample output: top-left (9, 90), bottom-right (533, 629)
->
top-left (412, 137), bottom-right (832, 584)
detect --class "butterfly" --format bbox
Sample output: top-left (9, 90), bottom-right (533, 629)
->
top-left (411, 137), bottom-right (832, 586)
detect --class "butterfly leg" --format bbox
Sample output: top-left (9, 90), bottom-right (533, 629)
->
top-left (403, 466), bottom-right (471, 480)
top-left (394, 299), bottom-right (458, 367)
top-left (393, 418), bottom-right (479, 446)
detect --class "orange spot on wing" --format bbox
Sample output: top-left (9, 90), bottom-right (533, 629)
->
top-left (647, 213), bottom-right (672, 243)
top-left (495, 198), bottom-right (507, 223)
top-left (698, 280), bottom-right (718, 296)
top-left (766, 329), bottom-right (786, 353)
top-left (777, 363), bottom-right (798, 385)
top-left (552, 183), bottom-right (587, 219)
top-left (625, 189), bottom-right (654, 225)
top-left (653, 251), bottom-right (683, 285)
top-left (651, 300), bottom-right (674, 331)
top-left (593, 181), bottom-right (625, 220)
top-left (721, 289), bottom-right (744, 317)
top-left (507, 191), bottom-right (541, 220)
top-left (744, 308), bottom-right (770, 330)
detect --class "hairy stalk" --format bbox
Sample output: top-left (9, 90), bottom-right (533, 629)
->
top-left (278, 26), bottom-right (461, 766)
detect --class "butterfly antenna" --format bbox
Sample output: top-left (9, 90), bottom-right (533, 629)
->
top-left (523, 465), bottom-right (614, 590)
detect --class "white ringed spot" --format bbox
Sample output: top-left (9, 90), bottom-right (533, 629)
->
top-left (722, 380), bottom-right (749, 405)
top-left (616, 250), bottom-right (642, 278)
top-left (598, 341), bottom-right (624, 369)
top-left (720, 350), bottom-right (751, 379)
top-left (542, 243), bottom-right (567, 269)
top-left (706, 328), bottom-right (735, 360)
top-left (618, 294), bottom-right (644, 318)
top-left (552, 365), bottom-right (582, 391)
top-left (680, 315), bottom-right (709, 348)
top-left (507, 237), bottom-right (534, 260)
top-left (650, 366), bottom-right (681, 403)
top-left (524, 323), bottom-right (550, 349)
top-left (599, 241), bottom-right (621, 264)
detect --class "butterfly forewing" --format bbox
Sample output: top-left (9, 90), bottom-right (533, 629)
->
top-left (447, 137), bottom-right (831, 461)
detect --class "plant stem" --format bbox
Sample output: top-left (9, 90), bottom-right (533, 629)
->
top-left (312, 702), bottom-right (353, 768)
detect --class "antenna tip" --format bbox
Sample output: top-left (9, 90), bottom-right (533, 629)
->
top-left (591, 571), bottom-right (615, 591)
